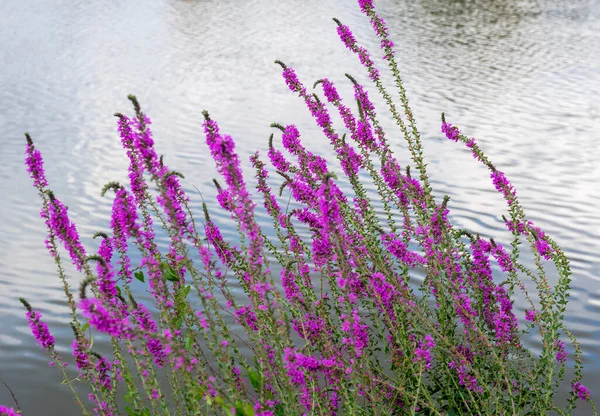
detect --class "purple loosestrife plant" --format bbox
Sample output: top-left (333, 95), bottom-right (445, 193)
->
top-left (0, 406), bottom-right (20, 416)
top-left (15, 0), bottom-right (596, 415)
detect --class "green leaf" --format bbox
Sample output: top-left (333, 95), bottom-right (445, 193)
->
top-left (183, 285), bottom-right (191, 297)
top-left (216, 396), bottom-right (234, 415)
top-left (233, 401), bottom-right (255, 416)
top-left (185, 332), bottom-right (194, 352)
top-left (274, 404), bottom-right (285, 416)
top-left (244, 403), bottom-right (255, 416)
top-left (134, 271), bottom-right (145, 283)
top-left (248, 368), bottom-right (261, 390)
top-left (234, 401), bottom-right (246, 416)
top-left (174, 316), bottom-right (183, 330)
top-left (160, 262), bottom-right (179, 282)
top-left (81, 322), bottom-right (90, 333)
top-left (116, 286), bottom-right (122, 296)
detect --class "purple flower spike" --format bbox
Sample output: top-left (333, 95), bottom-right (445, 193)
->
top-left (95, 355), bottom-right (113, 391)
top-left (572, 382), bottom-right (591, 401)
top-left (282, 124), bottom-right (302, 154)
top-left (116, 114), bottom-right (146, 204)
top-left (0, 405), bottom-right (19, 416)
top-left (234, 305), bottom-right (258, 331)
top-left (441, 121), bottom-right (460, 142)
top-left (554, 339), bottom-right (567, 363)
top-left (132, 302), bottom-right (166, 367)
top-left (321, 79), bottom-right (341, 103)
top-left (267, 146), bottom-right (291, 172)
top-left (79, 298), bottom-right (132, 339)
top-left (20, 298), bottom-right (55, 350)
top-left (282, 67), bottom-right (303, 93)
top-left (336, 24), bottom-right (357, 51)
top-left (490, 170), bottom-right (516, 203)
top-left (72, 338), bottom-right (91, 370)
top-left (25, 134), bottom-right (48, 189)
top-left (203, 112), bottom-right (265, 273)
top-left (132, 112), bottom-right (162, 179)
top-left (27, 309), bottom-right (55, 350)
top-left (95, 237), bottom-right (119, 304)
top-left (318, 178), bottom-right (341, 232)
top-left (42, 195), bottom-right (87, 271)
top-left (414, 334), bottom-right (435, 370)
top-left (524, 310), bottom-right (537, 322)
top-left (358, 0), bottom-right (374, 13)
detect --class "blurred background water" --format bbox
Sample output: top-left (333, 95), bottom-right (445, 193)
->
top-left (1, 0), bottom-right (599, 413)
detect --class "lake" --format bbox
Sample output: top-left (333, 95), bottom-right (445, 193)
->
top-left (1, 0), bottom-right (599, 413)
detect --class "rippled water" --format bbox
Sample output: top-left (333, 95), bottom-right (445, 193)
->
top-left (1, 0), bottom-right (599, 413)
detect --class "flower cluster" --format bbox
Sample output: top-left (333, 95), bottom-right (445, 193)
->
top-left (12, 0), bottom-right (594, 415)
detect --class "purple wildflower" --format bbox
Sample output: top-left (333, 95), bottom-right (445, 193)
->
top-left (490, 170), bottom-right (516, 203)
top-left (470, 238), bottom-right (519, 345)
top-left (348, 309), bottom-right (369, 357)
top-left (441, 121), bottom-right (460, 142)
top-left (318, 178), bottom-right (341, 232)
top-left (358, 0), bottom-right (374, 13)
top-left (490, 242), bottom-right (515, 273)
top-left (79, 299), bottom-right (132, 339)
top-left (216, 187), bottom-right (233, 211)
top-left (358, 47), bottom-right (380, 81)
top-left (132, 302), bottom-right (166, 367)
top-left (282, 67), bottom-right (303, 93)
top-left (380, 39), bottom-right (395, 59)
top-left (25, 135), bottom-right (48, 188)
top-left (414, 334), bottom-right (435, 370)
top-left (72, 338), bottom-right (91, 370)
top-left (339, 142), bottom-right (363, 176)
top-left (572, 382), bottom-right (591, 401)
top-left (95, 355), bottom-right (113, 391)
top-left (203, 113), bottom-right (264, 274)
top-left (370, 272), bottom-right (413, 325)
top-left (321, 79), bottom-right (341, 103)
top-left (43, 196), bottom-right (87, 272)
top-left (535, 239), bottom-right (552, 260)
top-left (21, 299), bottom-right (55, 350)
top-left (252, 153), bottom-right (282, 217)
top-left (293, 314), bottom-right (326, 344)
top-left (336, 24), bottom-right (357, 50)
top-left (95, 238), bottom-right (120, 305)
top-left (312, 235), bottom-right (334, 267)
top-left (131, 112), bottom-right (162, 178)
top-left (110, 188), bottom-right (140, 282)
top-left (267, 146), bottom-right (291, 172)
top-left (205, 221), bottom-right (236, 267)
top-left (156, 170), bottom-right (190, 235)
top-left (449, 360), bottom-right (483, 394)
top-left (525, 310), bottom-right (537, 322)
top-left (116, 114), bottom-right (146, 203)
top-left (234, 305), bottom-right (259, 331)
top-left (0, 406), bottom-right (19, 416)
top-left (554, 339), bottom-right (567, 363)
top-left (382, 233), bottom-right (426, 268)
top-left (280, 268), bottom-right (304, 303)
top-left (281, 124), bottom-right (302, 154)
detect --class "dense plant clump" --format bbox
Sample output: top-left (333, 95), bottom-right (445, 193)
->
top-left (7, 0), bottom-right (595, 414)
